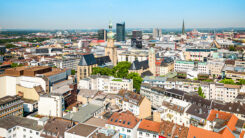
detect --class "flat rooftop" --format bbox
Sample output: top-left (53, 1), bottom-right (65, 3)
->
top-left (43, 69), bottom-right (66, 77)
top-left (63, 104), bottom-right (103, 123)
top-left (0, 116), bottom-right (43, 131)
top-left (0, 95), bottom-right (21, 105)
top-left (66, 124), bottom-right (98, 137)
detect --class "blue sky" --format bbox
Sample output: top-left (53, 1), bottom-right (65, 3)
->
top-left (0, 0), bottom-right (245, 29)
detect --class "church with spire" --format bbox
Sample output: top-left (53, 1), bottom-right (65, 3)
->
top-left (182, 20), bottom-right (185, 35)
top-left (181, 20), bottom-right (187, 40)
top-left (105, 21), bottom-right (118, 66)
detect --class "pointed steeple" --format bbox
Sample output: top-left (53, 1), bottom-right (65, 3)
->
top-left (182, 20), bottom-right (185, 35)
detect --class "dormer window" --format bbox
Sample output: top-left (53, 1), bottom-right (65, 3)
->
top-left (161, 131), bottom-right (165, 135)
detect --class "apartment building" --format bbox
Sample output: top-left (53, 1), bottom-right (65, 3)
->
top-left (159, 61), bottom-right (174, 76)
top-left (207, 59), bottom-right (225, 77)
top-left (188, 110), bottom-right (245, 138)
top-left (106, 111), bottom-right (140, 138)
top-left (174, 60), bottom-right (209, 74)
top-left (225, 71), bottom-right (245, 82)
top-left (140, 83), bottom-right (186, 108)
top-left (78, 75), bottom-right (133, 94)
top-left (0, 116), bottom-right (44, 138)
top-left (117, 50), bottom-right (148, 63)
top-left (38, 94), bottom-right (63, 117)
top-left (115, 90), bottom-right (151, 119)
top-left (210, 83), bottom-right (241, 102)
top-left (154, 98), bottom-right (191, 127)
top-left (54, 58), bottom-right (80, 71)
top-left (0, 66), bottom-right (71, 98)
top-left (0, 95), bottom-right (23, 119)
top-left (137, 119), bottom-right (160, 138)
top-left (137, 119), bottom-right (189, 138)
top-left (41, 117), bottom-right (76, 138)
top-left (65, 124), bottom-right (119, 138)
top-left (184, 48), bottom-right (217, 61)
top-left (51, 79), bottom-right (77, 109)
top-left (164, 78), bottom-right (241, 102)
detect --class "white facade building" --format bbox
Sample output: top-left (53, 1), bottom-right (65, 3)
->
top-left (174, 60), bottom-right (209, 75)
top-left (157, 98), bottom-right (191, 127)
top-left (38, 95), bottom-right (63, 117)
top-left (78, 75), bottom-right (133, 94)
top-left (0, 116), bottom-right (44, 138)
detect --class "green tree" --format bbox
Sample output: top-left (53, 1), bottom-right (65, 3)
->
top-left (197, 87), bottom-right (206, 98)
top-left (11, 63), bottom-right (23, 68)
top-left (113, 61), bottom-right (131, 78)
top-left (5, 44), bottom-right (17, 48)
top-left (219, 78), bottom-right (235, 84)
top-left (237, 79), bottom-right (245, 85)
top-left (229, 46), bottom-right (235, 51)
top-left (92, 67), bottom-right (113, 76)
top-left (126, 72), bottom-right (143, 92)
top-left (71, 69), bottom-right (76, 75)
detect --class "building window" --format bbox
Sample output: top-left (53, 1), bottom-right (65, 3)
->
top-left (139, 131), bottom-right (142, 135)
top-left (23, 129), bottom-right (26, 132)
top-left (127, 129), bottom-right (131, 133)
top-left (153, 135), bottom-right (156, 138)
top-left (36, 132), bottom-right (39, 135)
top-left (146, 133), bottom-right (150, 137)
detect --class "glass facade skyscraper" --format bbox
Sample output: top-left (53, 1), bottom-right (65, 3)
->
top-left (116, 22), bottom-right (125, 42)
top-left (98, 29), bottom-right (107, 41)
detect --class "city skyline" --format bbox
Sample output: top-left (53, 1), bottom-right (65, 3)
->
top-left (0, 0), bottom-right (245, 30)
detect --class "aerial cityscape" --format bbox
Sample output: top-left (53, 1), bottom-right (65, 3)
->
top-left (0, 0), bottom-right (245, 138)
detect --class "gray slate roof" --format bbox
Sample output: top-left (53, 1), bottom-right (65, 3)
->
top-left (78, 54), bottom-right (97, 66)
top-left (63, 104), bottom-right (103, 123)
top-left (0, 116), bottom-right (43, 131)
top-left (130, 60), bottom-right (149, 70)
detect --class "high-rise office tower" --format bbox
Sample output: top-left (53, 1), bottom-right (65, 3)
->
top-left (98, 29), bottom-right (107, 41)
top-left (132, 30), bottom-right (142, 39)
top-left (131, 30), bottom-right (143, 48)
top-left (116, 22), bottom-right (125, 42)
top-left (153, 28), bottom-right (162, 39)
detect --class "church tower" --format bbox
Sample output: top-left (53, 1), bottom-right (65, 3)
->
top-left (105, 21), bottom-right (117, 66)
top-left (148, 47), bottom-right (156, 76)
top-left (182, 20), bottom-right (185, 35)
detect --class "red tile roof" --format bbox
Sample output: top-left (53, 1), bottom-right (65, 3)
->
top-left (207, 110), bottom-right (238, 132)
top-left (240, 131), bottom-right (245, 138)
top-left (187, 125), bottom-right (235, 138)
top-left (106, 111), bottom-right (139, 129)
top-left (138, 119), bottom-right (160, 133)
top-left (207, 110), bottom-right (232, 121)
top-left (227, 115), bottom-right (238, 131)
